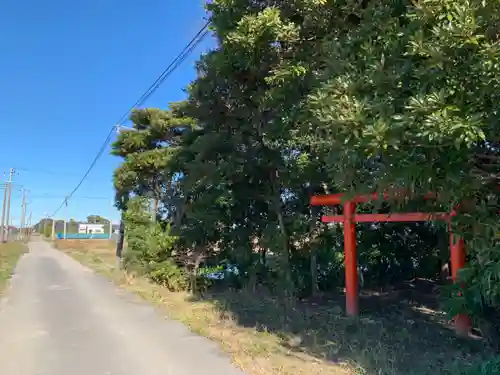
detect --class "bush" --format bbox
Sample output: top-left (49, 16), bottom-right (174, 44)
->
top-left (148, 260), bottom-right (189, 292)
top-left (122, 196), bottom-right (179, 275)
top-left (43, 224), bottom-right (52, 238)
top-left (455, 357), bottom-right (500, 375)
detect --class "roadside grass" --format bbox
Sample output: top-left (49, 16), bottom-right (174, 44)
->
top-left (56, 243), bottom-right (495, 375)
top-left (0, 242), bottom-right (28, 294)
top-left (54, 239), bottom-right (115, 252)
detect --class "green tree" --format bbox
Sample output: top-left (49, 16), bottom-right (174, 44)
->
top-left (86, 215), bottom-right (109, 225)
top-left (111, 1), bottom-right (500, 343)
top-left (112, 107), bottom-right (194, 222)
top-left (305, 0), bottom-right (500, 333)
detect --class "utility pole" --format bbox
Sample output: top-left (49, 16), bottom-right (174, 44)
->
top-left (3, 168), bottom-right (14, 242)
top-left (63, 195), bottom-right (68, 239)
top-left (51, 217), bottom-right (56, 240)
top-left (19, 190), bottom-right (26, 241)
top-left (42, 212), bottom-right (47, 236)
top-left (116, 217), bottom-right (125, 269)
top-left (115, 195), bottom-right (128, 269)
top-left (0, 182), bottom-right (8, 243)
top-left (26, 211), bottom-right (32, 241)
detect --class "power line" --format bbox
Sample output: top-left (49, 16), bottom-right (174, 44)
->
top-left (50, 21), bottom-right (210, 217)
top-left (115, 21), bottom-right (210, 126)
top-left (0, 186), bottom-right (23, 191)
top-left (7, 166), bottom-right (89, 178)
top-left (33, 195), bottom-right (111, 200)
top-left (0, 184), bottom-right (24, 192)
top-left (49, 127), bottom-right (116, 216)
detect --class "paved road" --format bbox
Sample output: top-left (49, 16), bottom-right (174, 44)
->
top-left (0, 240), bottom-right (246, 375)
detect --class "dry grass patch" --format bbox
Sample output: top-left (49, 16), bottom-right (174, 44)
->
top-left (58, 246), bottom-right (494, 375)
top-left (54, 239), bottom-right (115, 253)
top-left (54, 239), bottom-right (117, 278)
top-left (0, 242), bottom-right (28, 293)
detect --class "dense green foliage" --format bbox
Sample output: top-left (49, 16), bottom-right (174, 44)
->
top-left (458, 357), bottom-right (500, 375)
top-left (113, 0), bottom-right (499, 357)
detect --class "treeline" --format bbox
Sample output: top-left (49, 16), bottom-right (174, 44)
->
top-left (35, 215), bottom-right (112, 236)
top-left (113, 0), bottom-right (499, 346)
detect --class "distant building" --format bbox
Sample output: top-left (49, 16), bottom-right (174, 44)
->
top-left (78, 223), bottom-right (105, 234)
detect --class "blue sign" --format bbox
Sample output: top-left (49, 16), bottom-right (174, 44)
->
top-left (56, 233), bottom-right (110, 240)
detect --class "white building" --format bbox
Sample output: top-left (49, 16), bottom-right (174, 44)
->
top-left (78, 223), bottom-right (105, 234)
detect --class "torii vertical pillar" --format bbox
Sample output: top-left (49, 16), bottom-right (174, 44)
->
top-left (344, 201), bottom-right (358, 316)
top-left (450, 232), bottom-right (472, 333)
top-left (450, 234), bottom-right (466, 282)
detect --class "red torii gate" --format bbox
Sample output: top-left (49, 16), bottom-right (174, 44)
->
top-left (310, 191), bottom-right (469, 328)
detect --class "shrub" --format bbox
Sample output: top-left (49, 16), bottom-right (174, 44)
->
top-left (455, 357), bottom-right (500, 375)
top-left (123, 196), bottom-right (179, 275)
top-left (148, 260), bottom-right (189, 292)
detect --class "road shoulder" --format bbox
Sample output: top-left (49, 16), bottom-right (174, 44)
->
top-left (0, 242), bottom-right (28, 295)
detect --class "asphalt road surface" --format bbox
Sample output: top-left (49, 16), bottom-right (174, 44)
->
top-left (0, 240), bottom-right (246, 375)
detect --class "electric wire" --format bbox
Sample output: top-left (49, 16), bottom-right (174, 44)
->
top-left (49, 21), bottom-right (210, 217)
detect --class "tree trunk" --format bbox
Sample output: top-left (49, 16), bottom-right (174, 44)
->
top-left (190, 248), bottom-right (205, 294)
top-left (173, 196), bottom-right (187, 232)
top-left (152, 197), bottom-right (159, 223)
top-left (310, 247), bottom-right (319, 296)
top-left (247, 270), bottom-right (257, 293)
top-left (309, 186), bottom-right (321, 297)
top-left (260, 246), bottom-right (267, 279)
top-left (115, 215), bottom-right (126, 269)
top-left (273, 193), bottom-right (294, 300)
top-left (309, 208), bottom-right (319, 296)
top-left (257, 117), bottom-right (293, 299)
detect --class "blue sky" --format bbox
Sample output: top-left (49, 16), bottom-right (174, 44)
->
top-left (0, 0), bottom-right (214, 226)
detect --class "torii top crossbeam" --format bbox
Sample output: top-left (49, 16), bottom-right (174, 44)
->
top-left (311, 191), bottom-right (450, 224)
